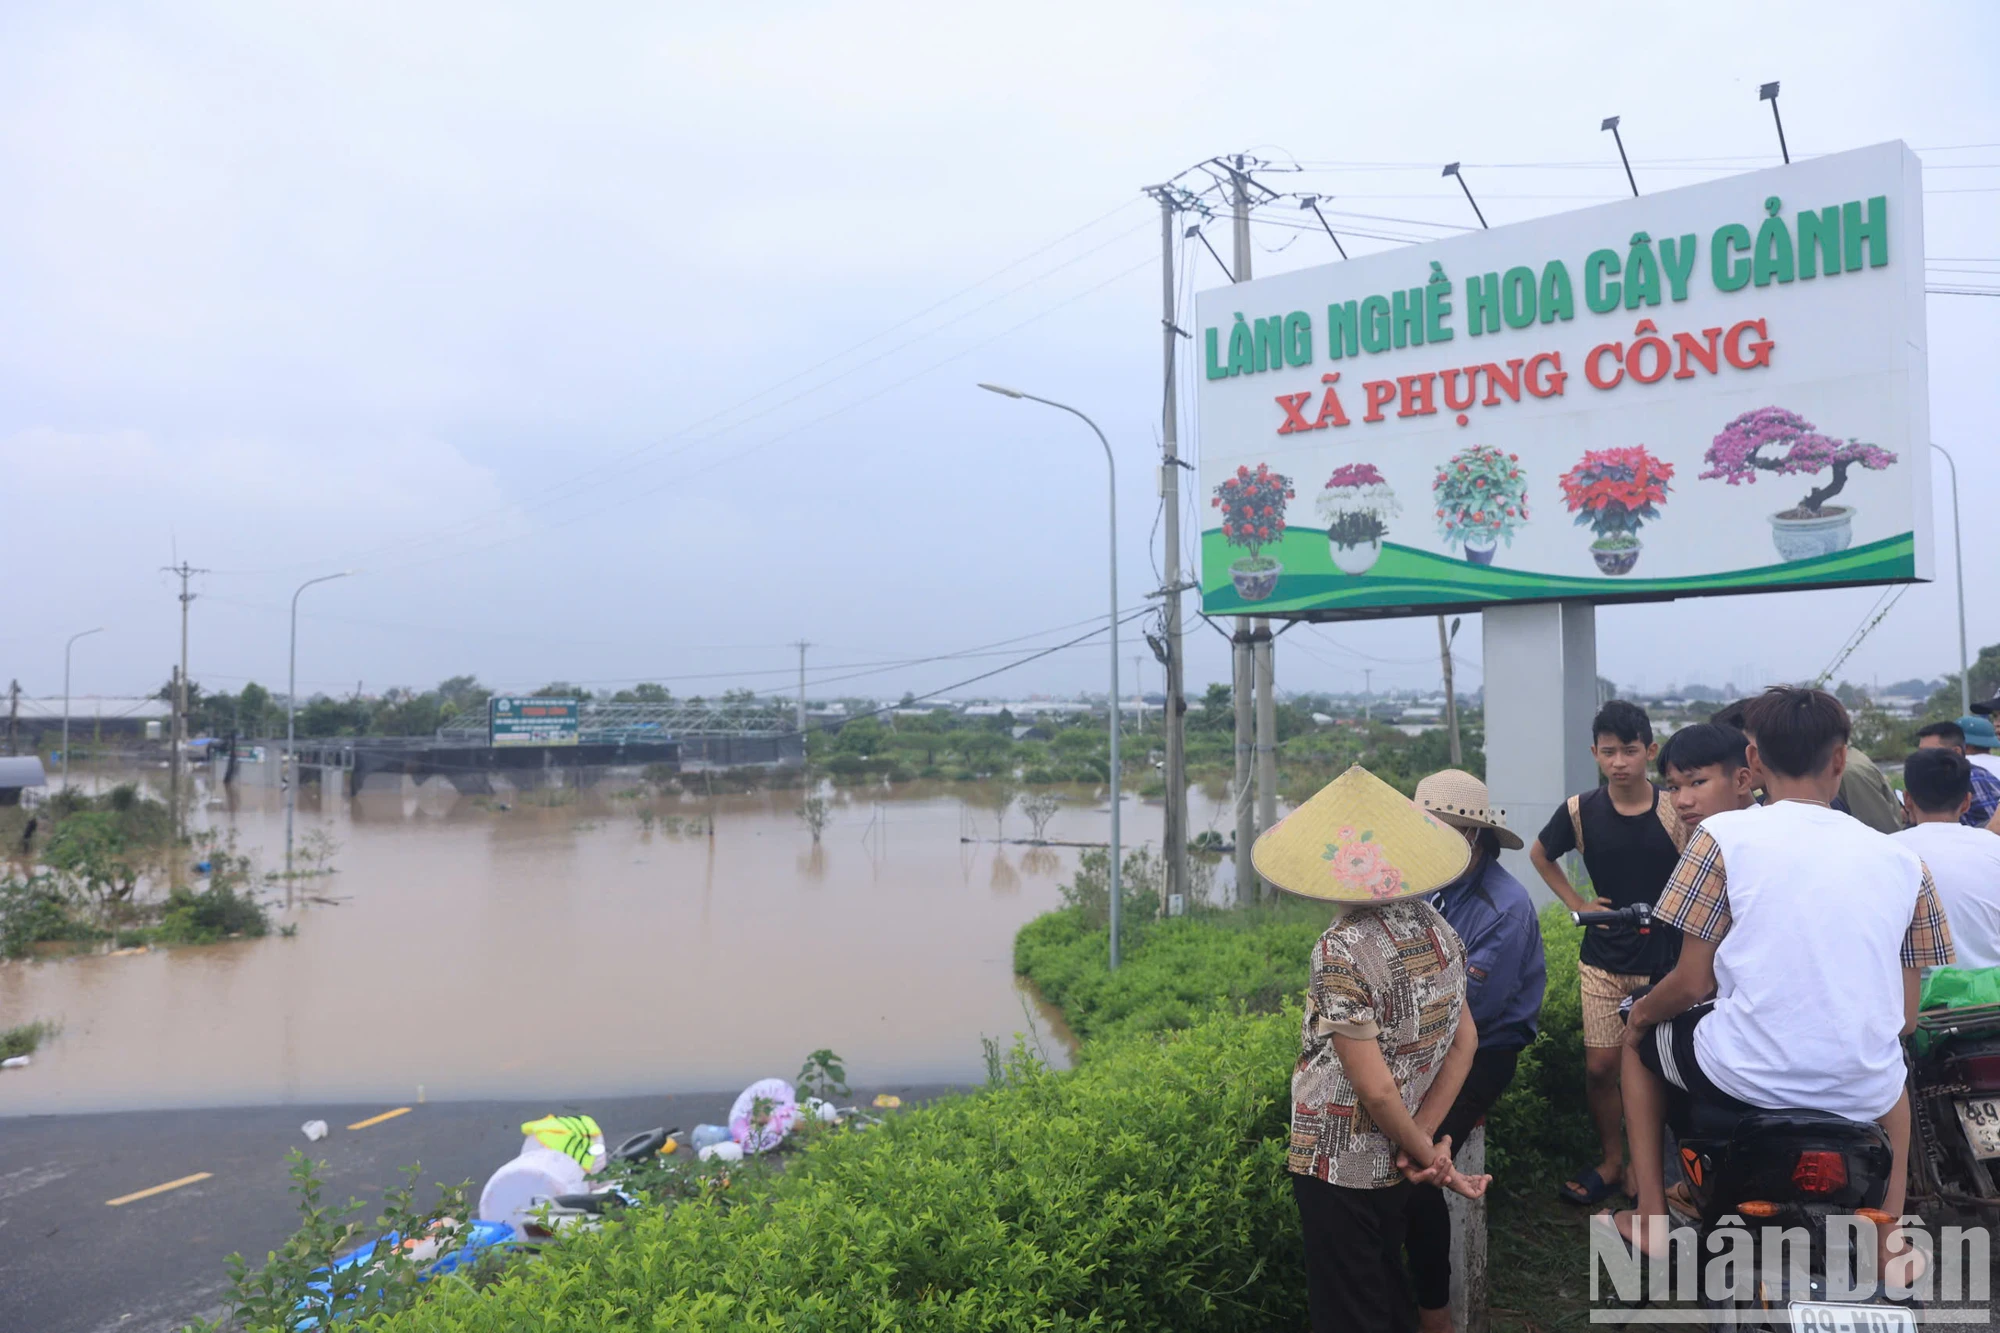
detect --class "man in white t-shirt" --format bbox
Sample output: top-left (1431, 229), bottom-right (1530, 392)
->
top-left (1899, 747), bottom-right (2000, 969)
top-left (1605, 687), bottom-right (1954, 1266)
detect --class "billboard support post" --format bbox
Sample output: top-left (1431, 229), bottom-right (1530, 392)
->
top-left (1483, 601), bottom-right (1599, 886)
top-left (1932, 443), bottom-right (1969, 716)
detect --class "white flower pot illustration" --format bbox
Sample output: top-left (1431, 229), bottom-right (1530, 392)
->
top-left (1329, 538), bottom-right (1382, 576)
top-left (1768, 506), bottom-right (1854, 563)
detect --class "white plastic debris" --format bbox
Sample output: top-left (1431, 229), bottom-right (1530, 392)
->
top-left (1, 1055), bottom-right (30, 1070)
top-left (697, 1141), bottom-right (744, 1163)
top-left (804, 1097), bottom-right (841, 1124)
top-left (301, 1120), bottom-right (329, 1141)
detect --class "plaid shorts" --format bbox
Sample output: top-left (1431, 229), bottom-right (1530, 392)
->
top-left (1578, 963), bottom-right (1654, 1048)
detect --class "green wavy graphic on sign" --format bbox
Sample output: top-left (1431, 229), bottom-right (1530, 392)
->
top-left (1199, 531), bottom-right (1917, 616)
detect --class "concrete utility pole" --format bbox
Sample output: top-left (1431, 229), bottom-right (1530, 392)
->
top-left (1152, 186), bottom-right (1191, 917)
top-left (5, 679), bottom-right (18, 756)
top-left (1438, 615), bottom-right (1463, 766)
top-left (793, 640), bottom-right (811, 734)
top-left (163, 561), bottom-right (205, 837)
top-left (1228, 157), bottom-right (1265, 900)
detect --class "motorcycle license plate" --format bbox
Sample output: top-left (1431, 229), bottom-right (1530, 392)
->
top-left (1787, 1304), bottom-right (1915, 1332)
top-left (1955, 1096), bottom-right (2000, 1159)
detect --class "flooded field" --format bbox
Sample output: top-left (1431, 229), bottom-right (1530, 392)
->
top-left (1, 771), bottom-right (1236, 1115)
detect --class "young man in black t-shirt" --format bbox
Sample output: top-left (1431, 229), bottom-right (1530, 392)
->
top-left (1528, 700), bottom-right (1687, 1207)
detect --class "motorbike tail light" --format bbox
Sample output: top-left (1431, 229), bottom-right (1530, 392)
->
top-left (1857, 1207), bottom-right (1895, 1225)
top-left (1959, 1054), bottom-right (2000, 1091)
top-left (1792, 1151), bottom-right (1848, 1195)
top-left (1737, 1200), bottom-right (1780, 1217)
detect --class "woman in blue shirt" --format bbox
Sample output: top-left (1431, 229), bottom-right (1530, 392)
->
top-left (1404, 769), bottom-right (1548, 1333)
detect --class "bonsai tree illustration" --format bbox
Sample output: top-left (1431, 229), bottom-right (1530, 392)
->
top-left (1558, 446), bottom-right (1673, 574)
top-left (1315, 462), bottom-right (1402, 548)
top-left (1212, 463), bottom-right (1295, 597)
top-left (1699, 407), bottom-right (1897, 517)
top-left (1432, 445), bottom-right (1529, 563)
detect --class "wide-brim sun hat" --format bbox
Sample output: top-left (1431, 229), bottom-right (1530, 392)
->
top-left (1252, 764), bottom-right (1472, 904)
top-left (1413, 768), bottom-right (1525, 851)
top-left (1958, 715), bottom-right (2000, 749)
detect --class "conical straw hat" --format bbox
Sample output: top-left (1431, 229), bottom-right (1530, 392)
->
top-left (1252, 765), bottom-right (1472, 904)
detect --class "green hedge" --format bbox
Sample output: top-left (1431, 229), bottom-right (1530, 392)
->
top-left (1015, 900), bottom-right (1592, 1183)
top-left (368, 1014), bottom-right (1305, 1332)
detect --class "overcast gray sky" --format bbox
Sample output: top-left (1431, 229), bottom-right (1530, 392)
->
top-left (5, 2), bottom-right (1996, 707)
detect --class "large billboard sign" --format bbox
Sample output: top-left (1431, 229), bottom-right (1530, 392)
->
top-left (1195, 142), bottom-right (1930, 619)
top-left (489, 696), bottom-right (581, 747)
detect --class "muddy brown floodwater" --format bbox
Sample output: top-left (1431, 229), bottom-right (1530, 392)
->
top-left (0, 773), bottom-right (1237, 1116)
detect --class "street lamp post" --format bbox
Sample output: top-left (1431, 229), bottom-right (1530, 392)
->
top-left (978, 383), bottom-right (1122, 969)
top-left (62, 628), bottom-right (104, 790)
top-left (1933, 443), bottom-right (1970, 716)
top-left (288, 572), bottom-right (355, 882)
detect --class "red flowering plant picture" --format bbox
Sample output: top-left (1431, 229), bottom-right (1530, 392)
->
top-left (1699, 406), bottom-right (1898, 562)
top-left (1432, 445), bottom-right (1529, 566)
top-left (1212, 463), bottom-right (1294, 601)
top-left (1557, 446), bottom-right (1673, 576)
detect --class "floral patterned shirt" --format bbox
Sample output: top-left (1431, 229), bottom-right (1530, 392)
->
top-left (1289, 900), bottom-right (1467, 1188)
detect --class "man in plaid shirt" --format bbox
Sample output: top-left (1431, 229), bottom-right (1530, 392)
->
top-left (1605, 688), bottom-right (1953, 1271)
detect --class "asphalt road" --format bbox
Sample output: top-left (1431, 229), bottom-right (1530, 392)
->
top-left (0, 1083), bottom-right (958, 1333)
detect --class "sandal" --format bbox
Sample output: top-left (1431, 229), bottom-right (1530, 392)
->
top-left (1558, 1166), bottom-right (1623, 1206)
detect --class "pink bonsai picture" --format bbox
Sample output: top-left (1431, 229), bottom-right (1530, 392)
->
top-left (1212, 463), bottom-right (1294, 601)
top-left (1699, 407), bottom-right (1897, 562)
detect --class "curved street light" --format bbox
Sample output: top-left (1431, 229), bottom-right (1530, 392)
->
top-left (978, 383), bottom-right (1122, 968)
top-left (1932, 443), bottom-right (1969, 716)
top-left (62, 627), bottom-right (105, 790)
top-left (288, 571), bottom-right (356, 881)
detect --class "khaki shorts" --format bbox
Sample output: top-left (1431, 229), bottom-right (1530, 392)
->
top-left (1578, 963), bottom-right (1654, 1048)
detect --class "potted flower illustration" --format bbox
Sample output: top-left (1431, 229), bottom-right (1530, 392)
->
top-left (1557, 446), bottom-right (1674, 576)
top-left (1315, 463), bottom-right (1401, 576)
top-left (1212, 462), bottom-right (1294, 601)
top-left (1433, 445), bottom-right (1529, 565)
top-left (1699, 407), bottom-right (1898, 562)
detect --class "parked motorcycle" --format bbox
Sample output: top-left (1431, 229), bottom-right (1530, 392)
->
top-left (1576, 905), bottom-right (1917, 1330)
top-left (1907, 1000), bottom-right (2000, 1215)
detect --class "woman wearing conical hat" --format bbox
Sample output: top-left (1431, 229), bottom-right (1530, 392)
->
top-left (1253, 765), bottom-right (1489, 1333)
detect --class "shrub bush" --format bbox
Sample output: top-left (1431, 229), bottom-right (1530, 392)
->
top-left (1016, 897), bottom-right (1591, 1183)
top-left (365, 1013), bottom-right (1306, 1333)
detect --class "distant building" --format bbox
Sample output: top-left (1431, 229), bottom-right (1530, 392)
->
top-left (11, 696), bottom-right (172, 749)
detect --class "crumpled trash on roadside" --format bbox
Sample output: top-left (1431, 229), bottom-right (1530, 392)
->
top-left (1, 1055), bottom-right (29, 1070)
top-left (302, 1119), bottom-right (329, 1141)
top-left (872, 1093), bottom-right (901, 1109)
top-left (728, 1079), bottom-right (799, 1153)
top-left (689, 1123), bottom-right (731, 1151)
top-left (697, 1141), bottom-right (744, 1163)
top-left (479, 1147), bottom-right (586, 1232)
top-left (803, 1097), bottom-right (842, 1124)
top-left (520, 1114), bottom-right (606, 1174)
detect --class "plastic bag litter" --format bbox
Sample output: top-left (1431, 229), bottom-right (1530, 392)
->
top-left (479, 1147), bottom-right (586, 1232)
top-left (689, 1124), bottom-right (731, 1151)
top-left (872, 1093), bottom-right (901, 1109)
top-left (1, 1056), bottom-right (30, 1070)
top-left (803, 1097), bottom-right (841, 1124)
top-left (302, 1120), bottom-right (329, 1141)
top-left (697, 1141), bottom-right (744, 1163)
top-left (520, 1114), bottom-right (606, 1174)
top-left (728, 1078), bottom-right (798, 1153)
